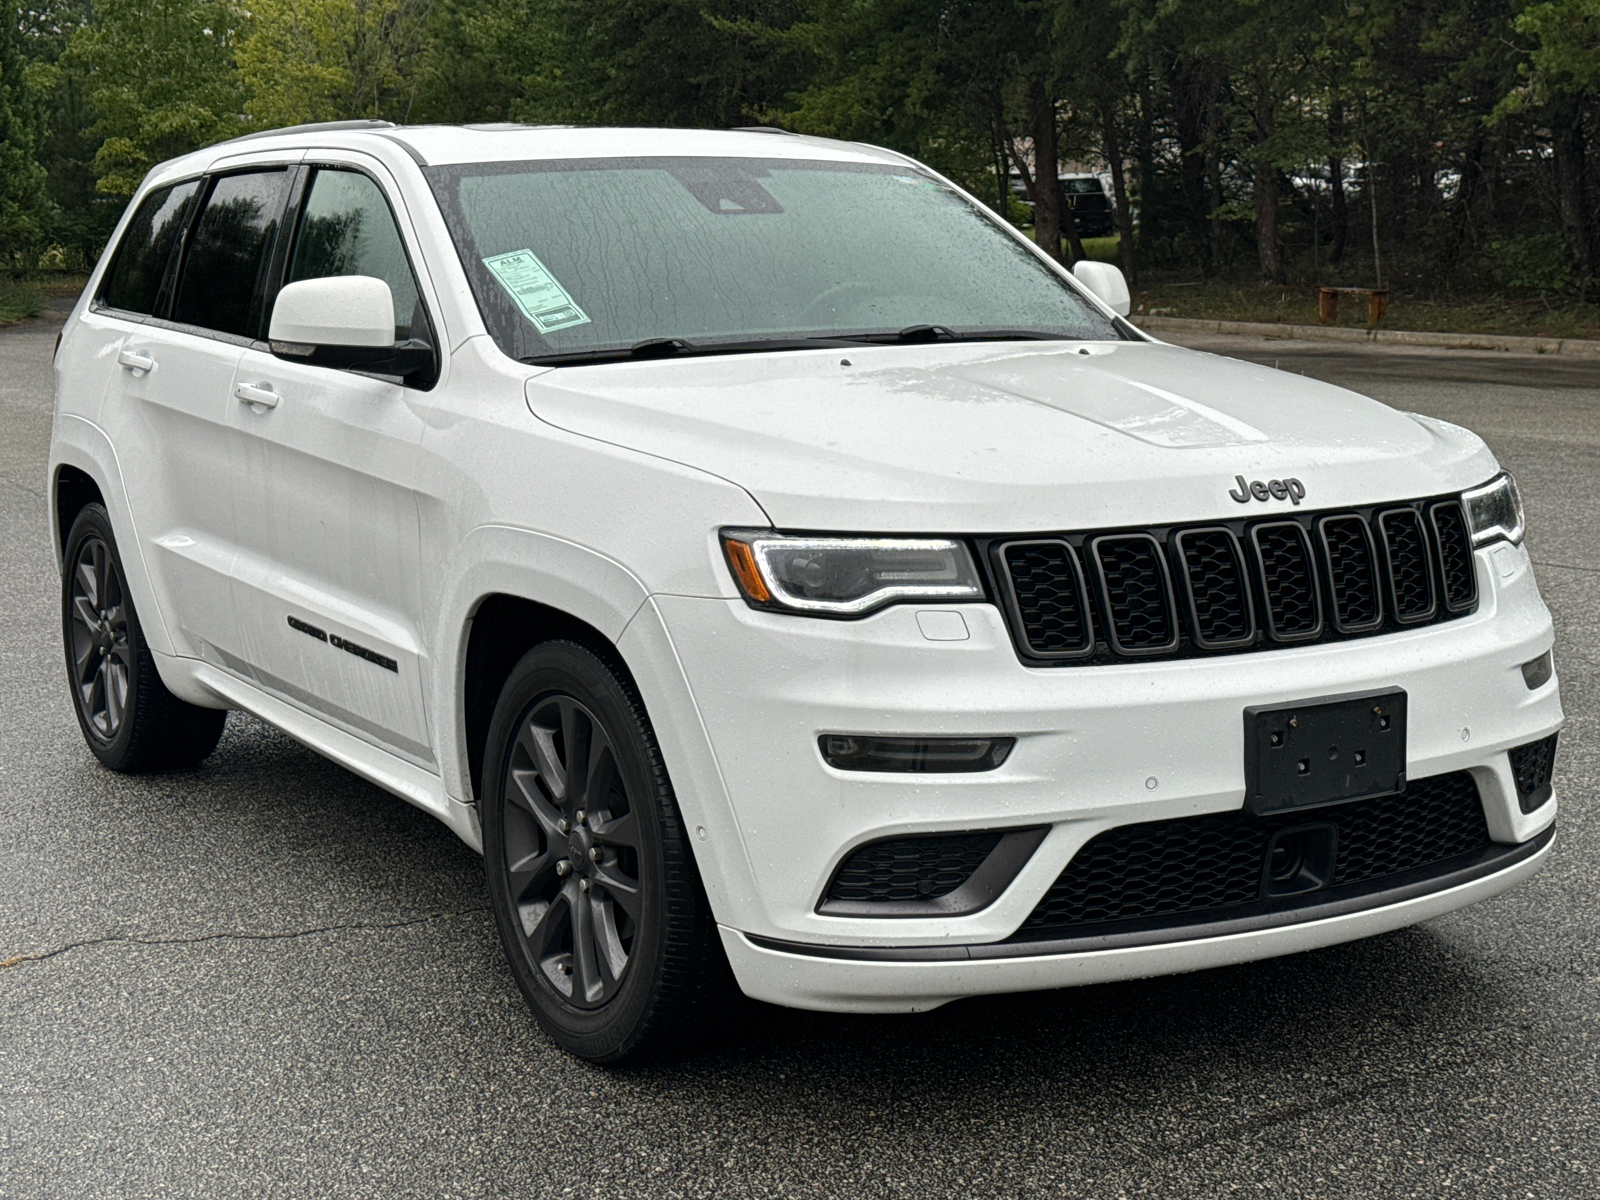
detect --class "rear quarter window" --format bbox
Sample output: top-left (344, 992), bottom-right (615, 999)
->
top-left (98, 181), bottom-right (201, 316)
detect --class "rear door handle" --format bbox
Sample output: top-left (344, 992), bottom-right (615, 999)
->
top-left (117, 348), bottom-right (155, 374)
top-left (234, 382), bottom-right (279, 410)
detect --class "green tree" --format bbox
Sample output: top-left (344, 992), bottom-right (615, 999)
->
top-left (20, 0), bottom-right (120, 268)
top-left (60, 0), bottom-right (248, 196)
top-left (1, 2), bottom-right (52, 270)
top-left (1498, 0), bottom-right (1599, 290)
top-left (238, 0), bottom-right (434, 127)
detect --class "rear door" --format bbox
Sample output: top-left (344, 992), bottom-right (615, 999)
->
top-left (224, 160), bottom-right (438, 766)
top-left (98, 167), bottom-right (295, 664)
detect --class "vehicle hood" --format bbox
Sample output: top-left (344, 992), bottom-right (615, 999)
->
top-left (523, 341), bottom-right (1499, 532)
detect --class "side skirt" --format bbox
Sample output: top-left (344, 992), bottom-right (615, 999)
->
top-left (173, 654), bottom-right (482, 851)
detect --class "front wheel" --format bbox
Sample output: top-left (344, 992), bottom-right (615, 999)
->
top-left (481, 640), bottom-right (720, 1063)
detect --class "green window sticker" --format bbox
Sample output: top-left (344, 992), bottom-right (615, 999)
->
top-left (482, 249), bottom-right (591, 334)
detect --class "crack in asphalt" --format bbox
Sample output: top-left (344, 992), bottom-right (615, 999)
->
top-left (1531, 560), bottom-right (1600, 575)
top-left (0, 907), bottom-right (491, 970)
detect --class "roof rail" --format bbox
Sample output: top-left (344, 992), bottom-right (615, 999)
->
top-left (733, 126), bottom-right (796, 135)
top-left (213, 119), bottom-right (398, 149)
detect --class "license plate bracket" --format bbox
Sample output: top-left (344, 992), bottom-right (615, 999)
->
top-left (1244, 687), bottom-right (1407, 816)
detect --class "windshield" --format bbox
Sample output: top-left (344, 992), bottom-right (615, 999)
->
top-left (423, 156), bottom-right (1121, 362)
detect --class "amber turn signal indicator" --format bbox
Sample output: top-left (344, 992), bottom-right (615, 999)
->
top-left (722, 537), bottom-right (771, 603)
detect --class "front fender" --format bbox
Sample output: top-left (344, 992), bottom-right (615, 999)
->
top-left (428, 524), bottom-right (651, 804)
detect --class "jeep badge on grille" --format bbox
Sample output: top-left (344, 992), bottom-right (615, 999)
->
top-left (1230, 475), bottom-right (1306, 505)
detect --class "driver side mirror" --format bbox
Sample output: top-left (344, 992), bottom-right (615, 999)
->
top-left (1071, 260), bottom-right (1131, 317)
top-left (268, 276), bottom-right (434, 380)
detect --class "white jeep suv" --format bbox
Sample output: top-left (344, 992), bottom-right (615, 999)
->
top-left (49, 122), bottom-right (1562, 1062)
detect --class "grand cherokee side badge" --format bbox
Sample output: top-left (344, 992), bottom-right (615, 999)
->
top-left (1230, 474), bottom-right (1306, 505)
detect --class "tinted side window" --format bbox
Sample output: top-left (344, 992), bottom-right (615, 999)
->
top-left (99, 181), bottom-right (200, 316)
top-left (286, 169), bottom-right (422, 341)
top-left (172, 171), bottom-right (290, 338)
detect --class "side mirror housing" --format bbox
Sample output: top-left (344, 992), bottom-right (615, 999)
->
top-left (1071, 260), bottom-right (1131, 317)
top-left (268, 276), bottom-right (433, 380)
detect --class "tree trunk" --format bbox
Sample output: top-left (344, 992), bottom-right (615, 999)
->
top-left (1101, 103), bottom-right (1135, 282)
top-left (1551, 96), bottom-right (1596, 293)
top-left (1061, 184), bottom-right (1087, 264)
top-left (1172, 59), bottom-right (1216, 275)
top-left (1254, 158), bottom-right (1284, 283)
top-left (1134, 76), bottom-right (1154, 276)
top-left (1254, 85), bottom-right (1284, 284)
top-left (1328, 154), bottom-right (1348, 264)
top-left (1327, 98), bottom-right (1348, 265)
top-left (1028, 83), bottom-right (1065, 263)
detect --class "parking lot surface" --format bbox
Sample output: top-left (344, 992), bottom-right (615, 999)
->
top-left (1, 317), bottom-right (1595, 1199)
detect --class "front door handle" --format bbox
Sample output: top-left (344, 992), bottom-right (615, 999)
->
top-left (117, 348), bottom-right (155, 374)
top-left (234, 382), bottom-right (279, 410)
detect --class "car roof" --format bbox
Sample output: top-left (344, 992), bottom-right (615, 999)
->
top-left (142, 122), bottom-right (911, 189)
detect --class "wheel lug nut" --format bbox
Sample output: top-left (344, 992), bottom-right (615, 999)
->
top-left (555, 860), bottom-right (571, 877)
top-left (557, 818), bottom-right (569, 834)
top-left (574, 810), bottom-right (586, 825)
top-left (579, 878), bottom-right (589, 893)
top-left (589, 847), bottom-right (602, 862)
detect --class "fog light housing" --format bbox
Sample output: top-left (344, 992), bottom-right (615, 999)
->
top-left (1521, 650), bottom-right (1553, 690)
top-left (819, 735), bottom-right (1015, 773)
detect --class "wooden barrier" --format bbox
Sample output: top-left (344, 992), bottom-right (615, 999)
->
top-left (1319, 287), bottom-right (1389, 327)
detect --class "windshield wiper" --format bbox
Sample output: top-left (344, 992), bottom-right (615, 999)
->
top-left (821, 325), bottom-right (1074, 346)
top-left (523, 335), bottom-right (863, 367)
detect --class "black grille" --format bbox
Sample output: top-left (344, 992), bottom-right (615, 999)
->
top-left (990, 491), bottom-right (1477, 666)
top-left (1012, 771), bottom-right (1490, 939)
top-left (1252, 522), bottom-right (1323, 641)
top-left (1090, 535), bottom-right (1178, 653)
top-left (1174, 529), bottom-right (1254, 647)
top-left (826, 832), bottom-right (1003, 903)
top-left (1508, 733), bottom-right (1558, 813)
top-left (1318, 515), bottom-right (1383, 632)
top-left (1429, 501), bottom-right (1477, 612)
top-left (1000, 541), bottom-right (1093, 657)
top-left (1379, 508), bottom-right (1437, 623)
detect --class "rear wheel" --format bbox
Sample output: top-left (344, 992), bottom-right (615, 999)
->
top-left (482, 640), bottom-right (719, 1063)
top-left (61, 504), bottom-right (226, 771)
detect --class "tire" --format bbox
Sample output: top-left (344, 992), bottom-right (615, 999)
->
top-left (482, 640), bottom-right (720, 1063)
top-left (61, 504), bottom-right (227, 771)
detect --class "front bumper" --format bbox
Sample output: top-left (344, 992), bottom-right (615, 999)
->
top-left (629, 541), bottom-right (1560, 1008)
top-left (719, 826), bottom-right (1554, 1012)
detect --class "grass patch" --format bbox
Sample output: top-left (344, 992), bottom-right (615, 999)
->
top-left (1130, 278), bottom-right (1600, 341)
top-left (1016, 229), bottom-right (1125, 264)
top-left (0, 280), bottom-right (45, 324)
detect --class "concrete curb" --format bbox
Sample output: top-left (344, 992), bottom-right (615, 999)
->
top-left (1131, 314), bottom-right (1600, 358)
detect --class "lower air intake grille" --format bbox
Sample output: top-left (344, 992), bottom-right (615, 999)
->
top-left (1011, 771), bottom-right (1490, 939)
top-left (826, 832), bottom-right (1004, 903)
top-left (1508, 733), bottom-right (1558, 813)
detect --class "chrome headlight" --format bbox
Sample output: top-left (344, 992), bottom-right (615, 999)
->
top-left (1461, 472), bottom-right (1525, 547)
top-left (721, 531), bottom-right (984, 616)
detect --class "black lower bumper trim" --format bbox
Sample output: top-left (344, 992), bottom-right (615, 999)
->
top-left (745, 823), bottom-right (1554, 964)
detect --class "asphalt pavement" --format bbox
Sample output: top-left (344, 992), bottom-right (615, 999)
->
top-left (1, 315), bottom-right (1595, 1199)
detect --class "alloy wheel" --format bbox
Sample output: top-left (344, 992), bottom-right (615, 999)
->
top-left (68, 536), bottom-right (131, 740)
top-left (501, 694), bottom-right (644, 1007)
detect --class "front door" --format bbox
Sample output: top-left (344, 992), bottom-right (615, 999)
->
top-left (225, 163), bottom-right (437, 765)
